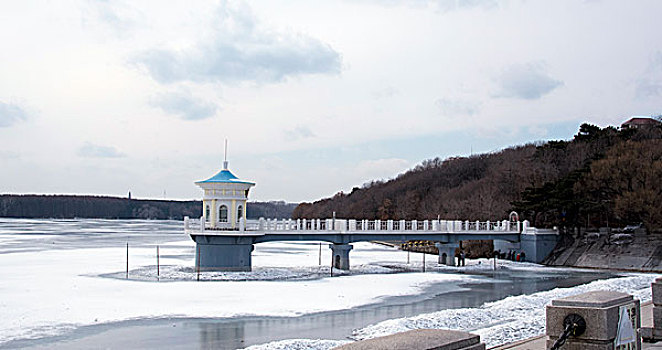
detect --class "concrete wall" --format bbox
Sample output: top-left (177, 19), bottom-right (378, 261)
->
top-left (494, 229), bottom-right (559, 263)
top-left (520, 229), bottom-right (560, 263)
top-left (546, 233), bottom-right (662, 271)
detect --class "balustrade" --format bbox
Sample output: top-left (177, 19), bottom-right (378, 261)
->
top-left (186, 216), bottom-right (524, 234)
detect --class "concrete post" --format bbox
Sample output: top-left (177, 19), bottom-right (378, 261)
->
top-left (432, 220), bottom-right (439, 231)
top-left (239, 217), bottom-right (245, 232)
top-left (337, 219), bottom-right (347, 232)
top-left (184, 216), bottom-right (189, 231)
top-left (259, 217), bottom-right (266, 230)
top-left (400, 220), bottom-right (406, 231)
top-left (199, 217), bottom-right (205, 233)
top-left (642, 277), bottom-right (662, 341)
top-left (546, 290), bottom-right (640, 350)
top-left (435, 243), bottom-right (458, 266)
top-left (375, 219), bottom-right (381, 231)
top-left (423, 220), bottom-right (429, 231)
top-left (412, 220), bottom-right (418, 231)
top-left (329, 244), bottom-right (353, 270)
top-left (387, 220), bottom-right (393, 231)
top-left (486, 220), bottom-right (490, 231)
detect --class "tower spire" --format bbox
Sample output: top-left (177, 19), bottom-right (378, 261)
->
top-left (223, 139), bottom-right (229, 170)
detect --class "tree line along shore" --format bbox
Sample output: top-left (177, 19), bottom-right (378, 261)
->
top-left (0, 195), bottom-right (296, 220)
top-left (293, 122), bottom-right (662, 234)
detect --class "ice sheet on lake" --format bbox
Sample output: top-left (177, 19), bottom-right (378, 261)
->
top-left (0, 219), bottom-right (657, 349)
top-left (0, 222), bottom-right (472, 346)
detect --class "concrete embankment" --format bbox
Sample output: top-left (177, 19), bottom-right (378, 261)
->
top-left (544, 233), bottom-right (662, 272)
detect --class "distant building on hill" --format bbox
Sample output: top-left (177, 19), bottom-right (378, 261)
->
top-left (621, 116), bottom-right (661, 129)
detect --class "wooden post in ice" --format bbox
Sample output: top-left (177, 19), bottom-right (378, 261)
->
top-left (422, 252), bottom-right (426, 272)
top-left (156, 245), bottom-right (160, 279)
top-left (126, 242), bottom-right (129, 279)
top-left (318, 242), bottom-right (322, 266)
top-left (196, 245), bottom-right (201, 281)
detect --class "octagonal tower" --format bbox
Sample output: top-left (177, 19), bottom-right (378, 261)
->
top-left (195, 157), bottom-right (255, 230)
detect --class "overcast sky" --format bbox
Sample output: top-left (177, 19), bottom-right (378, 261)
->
top-left (1, 0), bottom-right (661, 202)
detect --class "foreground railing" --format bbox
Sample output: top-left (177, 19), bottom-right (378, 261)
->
top-left (184, 216), bottom-right (528, 234)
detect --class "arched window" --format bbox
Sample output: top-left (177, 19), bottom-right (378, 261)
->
top-left (237, 205), bottom-right (243, 221)
top-left (205, 205), bottom-right (210, 222)
top-left (219, 205), bottom-right (228, 222)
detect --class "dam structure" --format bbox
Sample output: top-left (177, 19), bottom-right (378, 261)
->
top-left (185, 160), bottom-right (559, 272)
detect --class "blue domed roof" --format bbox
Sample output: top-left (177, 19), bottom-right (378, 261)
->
top-left (196, 169), bottom-right (255, 185)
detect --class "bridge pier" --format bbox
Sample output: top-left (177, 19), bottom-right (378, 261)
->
top-left (435, 243), bottom-right (459, 266)
top-left (330, 243), bottom-right (353, 270)
top-left (192, 235), bottom-right (255, 272)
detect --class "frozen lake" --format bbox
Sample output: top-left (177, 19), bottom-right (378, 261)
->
top-left (0, 219), bottom-right (657, 349)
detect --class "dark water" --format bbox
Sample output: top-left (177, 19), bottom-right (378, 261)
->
top-left (4, 268), bottom-right (613, 350)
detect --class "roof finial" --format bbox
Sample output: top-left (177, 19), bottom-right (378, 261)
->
top-left (223, 139), bottom-right (229, 170)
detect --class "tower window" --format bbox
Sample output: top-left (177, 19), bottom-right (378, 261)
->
top-left (237, 205), bottom-right (243, 221)
top-left (205, 205), bottom-right (210, 222)
top-left (219, 205), bottom-right (228, 223)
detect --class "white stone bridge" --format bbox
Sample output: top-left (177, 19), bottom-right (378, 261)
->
top-left (184, 217), bottom-right (558, 271)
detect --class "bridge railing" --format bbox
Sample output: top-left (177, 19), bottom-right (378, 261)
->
top-left (185, 216), bottom-right (528, 235)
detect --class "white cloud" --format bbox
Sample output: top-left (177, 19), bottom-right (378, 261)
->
top-left (83, 0), bottom-right (144, 38)
top-left (435, 98), bottom-right (481, 116)
top-left (354, 0), bottom-right (499, 12)
top-left (494, 62), bottom-right (563, 100)
top-left (0, 101), bottom-right (27, 127)
top-left (635, 51), bottom-right (662, 98)
top-left (0, 150), bottom-right (20, 159)
top-left (150, 90), bottom-right (218, 121)
top-left (372, 86), bottom-right (400, 99)
top-left (78, 143), bottom-right (125, 158)
top-left (134, 0), bottom-right (341, 85)
top-left (284, 126), bottom-right (315, 141)
top-left (355, 158), bottom-right (411, 182)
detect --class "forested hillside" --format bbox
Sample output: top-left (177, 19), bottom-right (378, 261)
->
top-left (0, 195), bottom-right (296, 220)
top-left (293, 123), bottom-right (662, 232)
